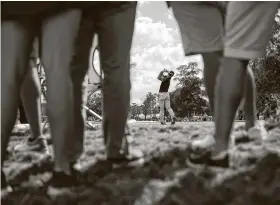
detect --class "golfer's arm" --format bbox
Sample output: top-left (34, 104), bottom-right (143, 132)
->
top-left (157, 74), bottom-right (163, 81)
top-left (157, 71), bottom-right (164, 81)
top-left (158, 69), bottom-right (168, 81)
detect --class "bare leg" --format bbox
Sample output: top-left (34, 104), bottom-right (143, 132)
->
top-left (20, 61), bottom-right (42, 139)
top-left (98, 2), bottom-right (137, 158)
top-left (68, 10), bottom-right (95, 163)
top-left (243, 66), bottom-right (257, 130)
top-left (1, 19), bottom-right (35, 166)
top-left (41, 9), bottom-right (81, 173)
top-left (201, 51), bottom-right (223, 113)
top-left (19, 99), bottom-right (28, 123)
top-left (214, 58), bottom-right (248, 155)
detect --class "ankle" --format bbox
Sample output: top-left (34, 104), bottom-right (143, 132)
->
top-left (213, 141), bottom-right (228, 156)
top-left (54, 164), bottom-right (71, 175)
top-left (245, 119), bottom-right (256, 131)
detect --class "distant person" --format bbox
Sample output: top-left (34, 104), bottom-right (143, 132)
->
top-left (157, 69), bottom-right (176, 125)
top-left (170, 1), bottom-right (278, 167)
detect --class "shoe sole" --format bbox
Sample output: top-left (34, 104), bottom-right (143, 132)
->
top-left (47, 186), bottom-right (74, 199)
top-left (12, 143), bottom-right (50, 154)
top-left (1, 186), bottom-right (13, 199)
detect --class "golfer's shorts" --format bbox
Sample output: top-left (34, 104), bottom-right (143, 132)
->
top-left (171, 1), bottom-right (279, 59)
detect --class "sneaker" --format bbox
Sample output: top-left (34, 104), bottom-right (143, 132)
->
top-left (47, 170), bottom-right (80, 198)
top-left (1, 171), bottom-right (13, 199)
top-left (190, 135), bottom-right (216, 156)
top-left (187, 151), bottom-right (229, 168)
top-left (12, 136), bottom-right (49, 154)
top-left (107, 148), bottom-right (144, 167)
top-left (171, 117), bottom-right (176, 125)
top-left (247, 121), bottom-right (268, 141)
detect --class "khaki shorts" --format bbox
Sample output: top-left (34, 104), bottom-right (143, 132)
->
top-left (171, 1), bottom-right (279, 59)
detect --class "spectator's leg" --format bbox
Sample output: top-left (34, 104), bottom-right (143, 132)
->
top-left (170, 2), bottom-right (224, 115)
top-left (19, 98), bottom-right (28, 124)
top-left (214, 58), bottom-right (248, 155)
top-left (20, 60), bottom-right (42, 138)
top-left (1, 19), bottom-right (36, 166)
top-left (97, 2), bottom-right (137, 159)
top-left (243, 66), bottom-right (257, 130)
top-left (201, 51), bottom-right (223, 113)
top-left (13, 60), bottom-right (49, 153)
top-left (214, 2), bottom-right (278, 156)
top-left (40, 9), bottom-right (81, 174)
top-left (68, 11), bottom-right (96, 163)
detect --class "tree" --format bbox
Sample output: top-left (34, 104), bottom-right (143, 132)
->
top-left (251, 10), bottom-right (280, 114)
top-left (130, 103), bottom-right (142, 119)
top-left (170, 62), bottom-right (210, 118)
top-left (141, 92), bottom-right (157, 120)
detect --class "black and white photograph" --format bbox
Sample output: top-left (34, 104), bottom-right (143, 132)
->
top-left (1, 1), bottom-right (280, 205)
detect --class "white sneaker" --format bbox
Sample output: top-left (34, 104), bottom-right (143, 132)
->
top-left (1, 171), bottom-right (13, 199)
top-left (190, 135), bottom-right (216, 156)
top-left (247, 121), bottom-right (268, 141)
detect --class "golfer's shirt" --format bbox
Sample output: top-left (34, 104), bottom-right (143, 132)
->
top-left (159, 77), bottom-right (171, 93)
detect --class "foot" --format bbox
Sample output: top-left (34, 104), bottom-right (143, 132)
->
top-left (188, 135), bottom-right (230, 168)
top-left (47, 169), bottom-right (80, 198)
top-left (187, 151), bottom-right (229, 168)
top-left (125, 124), bottom-right (134, 144)
top-left (1, 171), bottom-right (13, 199)
top-left (171, 117), bottom-right (176, 125)
top-left (190, 135), bottom-right (216, 156)
top-left (12, 136), bottom-right (50, 154)
top-left (247, 121), bottom-right (268, 141)
top-left (107, 148), bottom-right (144, 167)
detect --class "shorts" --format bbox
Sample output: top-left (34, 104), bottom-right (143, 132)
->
top-left (171, 1), bottom-right (279, 59)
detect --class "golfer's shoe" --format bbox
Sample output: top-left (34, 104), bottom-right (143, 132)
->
top-left (1, 171), bottom-right (13, 199)
top-left (12, 136), bottom-right (50, 154)
top-left (247, 121), bottom-right (268, 141)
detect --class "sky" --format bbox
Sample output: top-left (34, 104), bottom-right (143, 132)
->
top-left (88, 1), bottom-right (204, 104)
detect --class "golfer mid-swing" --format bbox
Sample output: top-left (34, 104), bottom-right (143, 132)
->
top-left (157, 69), bottom-right (176, 125)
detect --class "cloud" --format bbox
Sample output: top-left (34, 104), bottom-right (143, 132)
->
top-left (130, 4), bottom-right (186, 103)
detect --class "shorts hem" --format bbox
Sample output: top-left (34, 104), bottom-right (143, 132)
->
top-left (184, 48), bottom-right (223, 56)
top-left (224, 48), bottom-right (264, 59)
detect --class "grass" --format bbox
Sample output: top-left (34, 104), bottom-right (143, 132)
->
top-left (2, 121), bottom-right (280, 205)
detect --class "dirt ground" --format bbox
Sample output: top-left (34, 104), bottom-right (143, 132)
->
top-left (2, 121), bottom-right (280, 205)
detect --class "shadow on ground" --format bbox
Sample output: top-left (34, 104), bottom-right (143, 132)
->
top-left (2, 122), bottom-right (280, 205)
